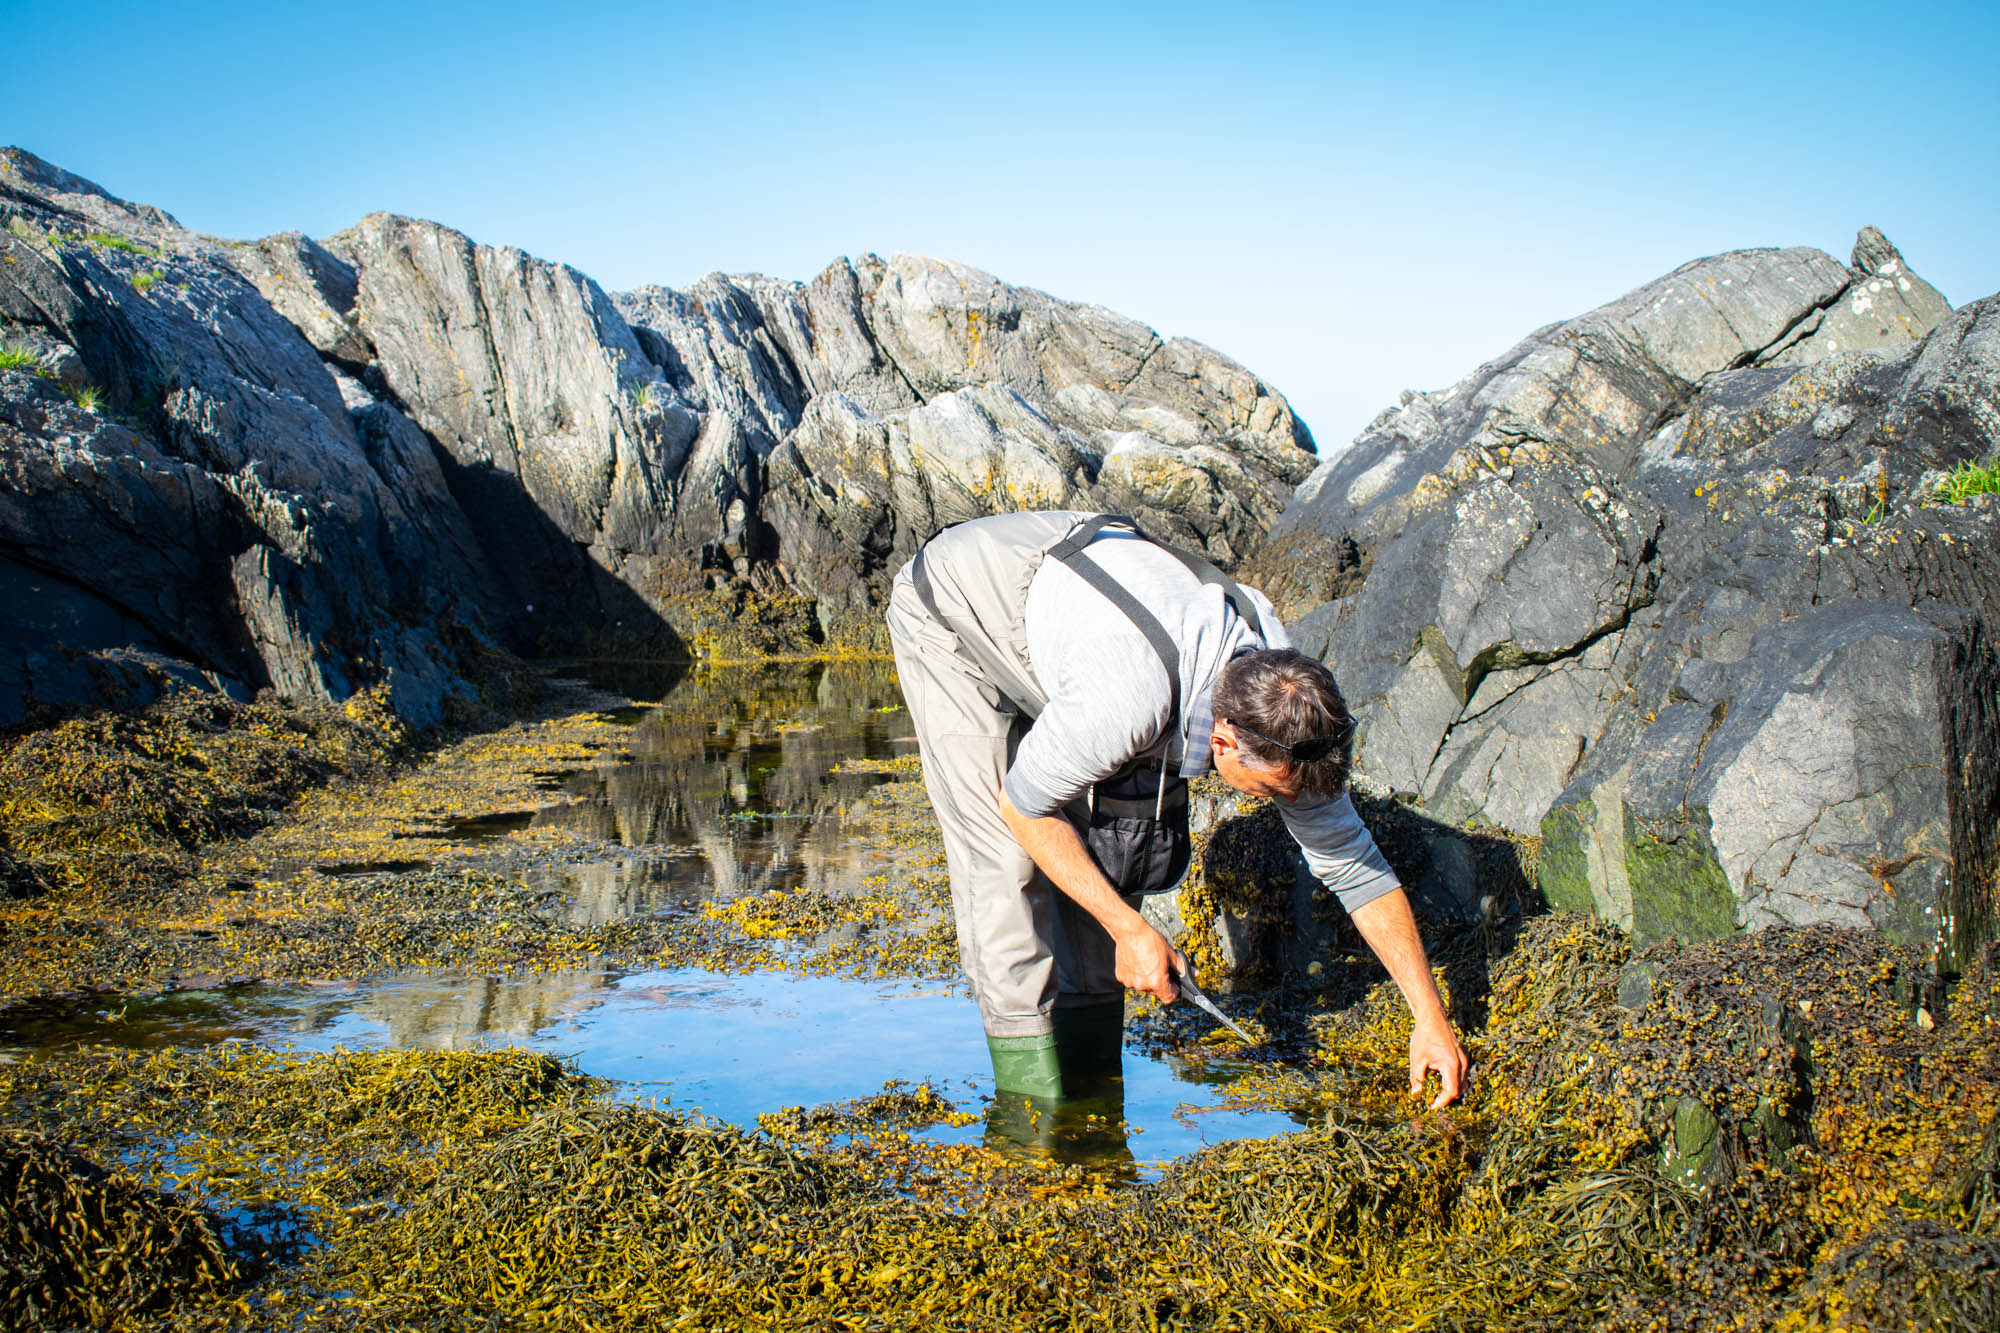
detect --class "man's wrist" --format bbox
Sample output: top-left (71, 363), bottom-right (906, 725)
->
top-left (1107, 905), bottom-right (1154, 948)
top-left (1408, 993), bottom-right (1453, 1033)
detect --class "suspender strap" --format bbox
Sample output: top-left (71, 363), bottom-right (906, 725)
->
top-left (1045, 520), bottom-right (1183, 726)
top-left (1161, 544), bottom-right (1268, 643)
top-left (1048, 515), bottom-right (1267, 643)
top-left (1044, 514), bottom-right (1270, 765)
top-left (909, 511), bottom-right (1267, 730)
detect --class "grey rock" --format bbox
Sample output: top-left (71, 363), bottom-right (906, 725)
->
top-left (1272, 229), bottom-right (1991, 963)
top-left (1277, 233), bottom-right (1951, 559)
top-left (1316, 453), bottom-right (1662, 819)
top-left (1420, 627), bottom-right (1644, 833)
top-left (0, 150), bottom-right (507, 725)
top-left (1285, 597), bottom-right (1344, 662)
top-left (0, 145), bottom-right (1321, 726)
top-left (1880, 289), bottom-right (2000, 458)
top-left (1761, 227), bottom-right (1954, 368)
top-left (221, 231), bottom-right (370, 370)
top-left (1659, 1096), bottom-right (1724, 1189)
top-left (1542, 601), bottom-right (1993, 962)
top-left (327, 212), bottom-right (688, 648)
top-left (327, 224), bottom-right (1314, 650)
top-left (746, 256), bottom-right (1317, 636)
top-left (1615, 960), bottom-right (1658, 1013)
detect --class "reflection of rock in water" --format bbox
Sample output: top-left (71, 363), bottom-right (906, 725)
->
top-left (533, 662), bottom-right (914, 912)
top-left (543, 858), bottom-right (708, 926)
top-left (354, 971), bottom-right (615, 1047)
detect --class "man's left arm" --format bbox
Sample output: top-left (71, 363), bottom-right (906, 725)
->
top-left (1348, 887), bottom-right (1468, 1109)
top-left (1276, 790), bottom-right (1469, 1109)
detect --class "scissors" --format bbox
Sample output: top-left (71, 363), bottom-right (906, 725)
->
top-left (1171, 961), bottom-right (1256, 1044)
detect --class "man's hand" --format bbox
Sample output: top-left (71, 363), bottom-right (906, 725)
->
top-left (1409, 1014), bottom-right (1469, 1110)
top-left (1350, 887), bottom-right (1471, 1108)
top-left (1113, 921), bottom-right (1183, 1004)
top-left (998, 787), bottom-right (1184, 1004)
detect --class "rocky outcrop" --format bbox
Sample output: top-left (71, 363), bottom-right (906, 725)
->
top-left (0, 149), bottom-right (504, 727)
top-left (1269, 229), bottom-right (1996, 966)
top-left (0, 148), bottom-right (1315, 722)
top-left (315, 222), bottom-right (1313, 649)
top-left (1540, 601), bottom-right (1992, 951)
top-left (640, 253), bottom-right (1316, 637)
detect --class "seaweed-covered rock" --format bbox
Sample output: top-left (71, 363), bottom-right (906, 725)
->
top-left (1162, 778), bottom-right (1537, 991)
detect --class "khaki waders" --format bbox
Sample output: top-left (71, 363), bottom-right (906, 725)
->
top-left (885, 512), bottom-right (1131, 1099)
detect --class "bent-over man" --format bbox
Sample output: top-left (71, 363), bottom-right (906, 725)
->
top-left (885, 510), bottom-right (1468, 1106)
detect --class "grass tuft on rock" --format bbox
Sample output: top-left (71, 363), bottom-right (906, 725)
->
top-left (1936, 457), bottom-right (2000, 504)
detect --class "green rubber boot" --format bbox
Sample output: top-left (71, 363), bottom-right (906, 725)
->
top-left (1052, 1000), bottom-right (1125, 1073)
top-left (986, 1032), bottom-right (1063, 1100)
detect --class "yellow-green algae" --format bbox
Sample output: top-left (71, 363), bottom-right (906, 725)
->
top-left (0, 662), bottom-right (947, 1004)
top-left (1, 1127), bottom-right (239, 1328)
top-left (1, 916), bottom-right (1993, 1331)
top-left (3, 666), bottom-right (1996, 1330)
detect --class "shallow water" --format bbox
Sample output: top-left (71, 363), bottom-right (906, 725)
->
top-left (519, 659), bottom-right (925, 922)
top-left (0, 967), bottom-right (1299, 1176)
top-left (1, 661), bottom-right (1302, 1177)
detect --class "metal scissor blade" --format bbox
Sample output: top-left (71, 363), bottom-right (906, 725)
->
top-left (1173, 968), bottom-right (1256, 1044)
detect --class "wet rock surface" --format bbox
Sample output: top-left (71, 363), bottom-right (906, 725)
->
top-left (1264, 228), bottom-right (1998, 962)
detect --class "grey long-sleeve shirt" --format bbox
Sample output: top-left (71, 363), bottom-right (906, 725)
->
top-left (1001, 529), bottom-right (1400, 915)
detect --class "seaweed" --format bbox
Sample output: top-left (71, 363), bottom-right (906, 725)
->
top-left (0, 1129), bottom-right (240, 1329)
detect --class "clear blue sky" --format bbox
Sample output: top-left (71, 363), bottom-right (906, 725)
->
top-left (5, 0), bottom-right (1995, 451)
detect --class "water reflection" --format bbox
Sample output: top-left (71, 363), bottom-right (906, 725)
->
top-left (0, 661), bottom-right (1308, 1176)
top-left (0, 968), bottom-right (1299, 1175)
top-left (985, 1075), bottom-right (1140, 1184)
top-left (528, 660), bottom-right (917, 921)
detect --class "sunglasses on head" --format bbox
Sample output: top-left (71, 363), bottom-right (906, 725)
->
top-left (1222, 718), bottom-right (1349, 765)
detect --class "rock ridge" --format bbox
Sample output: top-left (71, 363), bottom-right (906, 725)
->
top-left (1263, 225), bottom-right (1994, 966)
top-left (0, 147), bottom-right (1313, 723)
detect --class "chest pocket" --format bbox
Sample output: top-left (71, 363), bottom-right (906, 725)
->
top-left (1078, 751), bottom-right (1193, 897)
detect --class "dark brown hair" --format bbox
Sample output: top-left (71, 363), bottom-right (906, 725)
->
top-left (1212, 648), bottom-right (1355, 796)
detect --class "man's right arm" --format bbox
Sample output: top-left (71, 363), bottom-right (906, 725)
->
top-left (996, 787), bottom-right (1182, 1003)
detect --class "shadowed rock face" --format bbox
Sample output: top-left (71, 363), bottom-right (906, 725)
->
top-left (1269, 228), bottom-right (1996, 965)
top-left (0, 148), bottom-right (1314, 721)
top-left (0, 150), bottom-right (504, 728)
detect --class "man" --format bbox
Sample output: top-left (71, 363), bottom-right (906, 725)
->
top-left (886, 511), bottom-right (1468, 1107)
